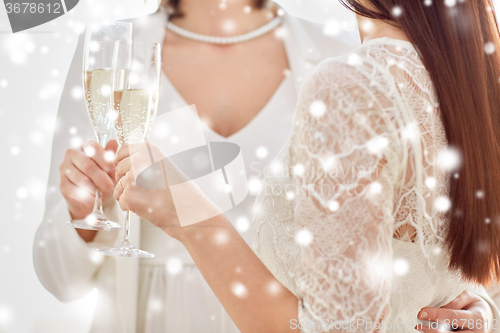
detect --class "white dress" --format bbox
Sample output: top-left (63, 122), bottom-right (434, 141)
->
top-left (135, 74), bottom-right (297, 333)
top-left (253, 38), bottom-right (478, 332)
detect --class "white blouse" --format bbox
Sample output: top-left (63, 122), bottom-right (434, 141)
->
top-left (252, 38), bottom-right (476, 332)
top-left (136, 73), bottom-right (297, 333)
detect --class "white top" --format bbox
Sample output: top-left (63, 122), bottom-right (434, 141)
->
top-left (252, 38), bottom-right (476, 331)
top-left (136, 73), bottom-right (297, 333)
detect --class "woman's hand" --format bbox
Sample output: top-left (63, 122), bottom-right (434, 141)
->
top-left (113, 144), bottom-right (182, 237)
top-left (416, 290), bottom-right (493, 333)
top-left (59, 140), bottom-right (118, 220)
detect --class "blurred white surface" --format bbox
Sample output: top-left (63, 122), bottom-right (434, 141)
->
top-left (0, 1), bottom-right (158, 333)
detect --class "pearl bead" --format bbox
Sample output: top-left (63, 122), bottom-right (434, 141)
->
top-left (166, 17), bottom-right (283, 45)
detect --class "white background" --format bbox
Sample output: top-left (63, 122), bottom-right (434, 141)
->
top-left (0, 0), bottom-right (498, 332)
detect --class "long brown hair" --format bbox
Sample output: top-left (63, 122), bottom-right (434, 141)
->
top-left (340, 0), bottom-right (500, 285)
top-left (162, 0), bottom-right (268, 18)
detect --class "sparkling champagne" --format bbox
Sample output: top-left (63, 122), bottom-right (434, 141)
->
top-left (114, 89), bottom-right (159, 145)
top-left (84, 68), bottom-right (129, 137)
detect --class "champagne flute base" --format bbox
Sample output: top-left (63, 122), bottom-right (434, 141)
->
top-left (68, 212), bottom-right (122, 231)
top-left (95, 239), bottom-right (155, 258)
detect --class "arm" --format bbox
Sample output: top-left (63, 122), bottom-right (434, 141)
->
top-left (115, 60), bottom-right (401, 332)
top-left (289, 60), bottom-right (400, 331)
top-left (33, 33), bottom-right (121, 302)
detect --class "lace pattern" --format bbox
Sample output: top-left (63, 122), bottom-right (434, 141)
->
top-left (253, 38), bottom-right (468, 332)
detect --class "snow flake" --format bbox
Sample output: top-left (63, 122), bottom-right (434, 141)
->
top-left (425, 177), bottom-right (437, 189)
top-left (437, 147), bottom-right (461, 171)
top-left (309, 100), bottom-right (327, 118)
top-left (392, 6), bottom-right (403, 17)
top-left (293, 164), bottom-right (305, 176)
top-left (10, 146), bottom-right (20, 156)
top-left (367, 136), bottom-right (389, 154)
top-left (231, 282), bottom-right (248, 298)
top-left (328, 201), bottom-right (340, 212)
top-left (167, 257), bottom-right (183, 275)
top-left (295, 228), bottom-right (313, 246)
top-left (256, 146), bottom-right (268, 159)
top-left (393, 258), bottom-right (409, 276)
top-left (445, 0), bottom-right (456, 7)
top-left (248, 178), bottom-right (262, 195)
top-left (485, 42), bottom-right (496, 55)
top-left (236, 216), bottom-right (250, 232)
top-left (434, 196), bottom-right (451, 212)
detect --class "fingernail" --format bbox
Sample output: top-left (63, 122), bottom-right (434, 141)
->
top-left (418, 311), bottom-right (428, 319)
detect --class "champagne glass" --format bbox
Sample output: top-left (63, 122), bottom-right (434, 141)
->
top-left (96, 41), bottom-right (161, 258)
top-left (68, 22), bottom-right (132, 231)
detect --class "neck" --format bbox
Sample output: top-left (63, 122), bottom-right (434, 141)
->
top-left (171, 0), bottom-right (274, 36)
top-left (356, 15), bottom-right (410, 44)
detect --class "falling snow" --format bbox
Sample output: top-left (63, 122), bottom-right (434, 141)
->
top-left (231, 282), bottom-right (248, 298)
top-left (437, 147), bottom-right (461, 171)
top-left (392, 6), bottom-right (403, 17)
top-left (295, 228), bottom-right (313, 246)
top-left (0, 305), bottom-right (13, 326)
top-left (104, 150), bottom-right (115, 162)
top-left (369, 182), bottom-right (383, 195)
top-left (485, 42), bottom-right (496, 55)
top-left (293, 163), bottom-right (305, 176)
top-left (84, 145), bottom-right (96, 157)
top-left (235, 216), bottom-right (250, 232)
top-left (248, 178), bottom-right (262, 195)
top-left (366, 136), bottom-right (389, 154)
top-left (214, 230), bottom-right (230, 245)
top-left (267, 281), bottom-right (282, 295)
top-left (328, 200), bottom-right (340, 212)
top-left (434, 196), bottom-right (451, 212)
top-left (10, 146), bottom-right (20, 156)
top-left (309, 100), bottom-right (327, 118)
top-left (445, 0), bottom-right (457, 7)
top-left (256, 146), bottom-right (268, 159)
top-left (167, 258), bottom-right (183, 275)
top-left (393, 258), bottom-right (409, 276)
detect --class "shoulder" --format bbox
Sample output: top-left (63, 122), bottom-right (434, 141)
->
top-left (305, 43), bottom-right (394, 95)
top-left (296, 44), bottom-right (404, 138)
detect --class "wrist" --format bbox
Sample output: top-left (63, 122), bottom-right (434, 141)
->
top-left (68, 206), bottom-right (87, 221)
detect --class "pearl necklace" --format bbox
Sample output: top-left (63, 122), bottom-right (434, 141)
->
top-left (165, 16), bottom-right (283, 45)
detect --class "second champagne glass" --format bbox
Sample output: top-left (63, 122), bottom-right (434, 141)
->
top-left (96, 40), bottom-right (161, 258)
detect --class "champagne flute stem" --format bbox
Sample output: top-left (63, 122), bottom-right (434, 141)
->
top-left (122, 210), bottom-right (131, 242)
top-left (93, 188), bottom-right (104, 214)
top-left (92, 133), bottom-right (109, 215)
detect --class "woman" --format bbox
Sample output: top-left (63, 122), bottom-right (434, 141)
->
top-left (33, 0), bottom-right (359, 332)
top-left (113, 0), bottom-right (500, 332)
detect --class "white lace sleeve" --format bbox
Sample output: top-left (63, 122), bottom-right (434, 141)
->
top-left (291, 58), bottom-right (404, 332)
